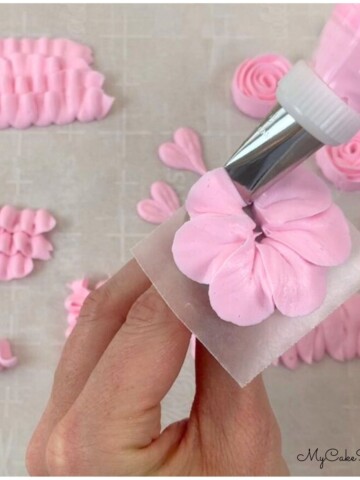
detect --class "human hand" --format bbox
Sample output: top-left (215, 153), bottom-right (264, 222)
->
top-left (26, 259), bottom-right (288, 475)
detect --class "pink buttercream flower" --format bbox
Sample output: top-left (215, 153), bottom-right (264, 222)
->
top-left (316, 132), bottom-right (360, 191)
top-left (172, 166), bottom-right (351, 326)
top-left (65, 278), bottom-right (106, 337)
top-left (231, 54), bottom-right (291, 119)
top-left (0, 205), bottom-right (55, 280)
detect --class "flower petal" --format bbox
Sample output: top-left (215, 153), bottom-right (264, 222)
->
top-left (137, 182), bottom-right (180, 224)
top-left (322, 308), bottom-right (346, 361)
top-left (263, 204), bottom-right (351, 266)
top-left (313, 324), bottom-right (326, 362)
top-left (185, 168), bottom-right (249, 218)
top-left (151, 182), bottom-right (180, 214)
top-left (258, 238), bottom-right (327, 317)
top-left (208, 240), bottom-right (274, 326)
top-left (334, 295), bottom-right (360, 360)
top-left (173, 127), bottom-right (207, 175)
top-left (253, 166), bottom-right (332, 225)
top-left (31, 234), bottom-right (53, 260)
top-left (279, 346), bottom-right (299, 369)
top-left (296, 329), bottom-right (317, 364)
top-left (172, 214), bottom-right (253, 284)
top-left (158, 128), bottom-right (207, 176)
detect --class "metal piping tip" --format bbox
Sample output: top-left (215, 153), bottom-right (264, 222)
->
top-left (224, 105), bottom-right (322, 202)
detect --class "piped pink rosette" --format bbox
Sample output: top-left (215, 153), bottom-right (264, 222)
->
top-left (0, 37), bottom-right (114, 128)
top-left (231, 54), bottom-right (291, 119)
top-left (65, 278), bottom-right (106, 337)
top-left (0, 205), bottom-right (55, 280)
top-left (172, 166), bottom-right (351, 326)
top-left (316, 132), bottom-right (360, 191)
top-left (276, 293), bottom-right (360, 369)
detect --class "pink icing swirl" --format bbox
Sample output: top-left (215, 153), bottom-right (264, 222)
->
top-left (231, 54), bottom-right (291, 119)
top-left (276, 293), bottom-right (360, 369)
top-left (316, 132), bottom-right (360, 191)
top-left (0, 205), bottom-right (56, 280)
top-left (172, 166), bottom-right (351, 326)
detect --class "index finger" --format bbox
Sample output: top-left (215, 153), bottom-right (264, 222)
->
top-left (26, 258), bottom-right (150, 475)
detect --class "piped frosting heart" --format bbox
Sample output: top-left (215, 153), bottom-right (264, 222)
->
top-left (0, 205), bottom-right (56, 280)
top-left (158, 128), bottom-right (207, 175)
top-left (137, 182), bottom-right (180, 224)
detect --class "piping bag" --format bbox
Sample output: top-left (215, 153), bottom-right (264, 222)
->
top-left (133, 4), bottom-right (360, 386)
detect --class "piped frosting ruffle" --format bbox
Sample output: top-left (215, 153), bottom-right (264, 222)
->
top-left (0, 38), bottom-right (113, 128)
top-left (0, 37), bottom-right (92, 64)
top-left (0, 205), bottom-right (56, 280)
top-left (276, 293), bottom-right (360, 368)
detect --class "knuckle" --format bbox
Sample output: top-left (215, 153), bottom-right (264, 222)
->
top-left (46, 416), bottom-right (84, 476)
top-left (26, 433), bottom-right (45, 475)
top-left (77, 283), bottom-right (112, 325)
top-left (45, 416), bottom-right (140, 476)
top-left (126, 288), bottom-right (167, 330)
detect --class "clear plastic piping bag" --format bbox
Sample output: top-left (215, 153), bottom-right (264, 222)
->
top-left (132, 207), bottom-right (360, 387)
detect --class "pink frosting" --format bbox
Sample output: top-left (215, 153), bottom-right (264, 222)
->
top-left (137, 181), bottom-right (180, 225)
top-left (0, 338), bottom-right (17, 371)
top-left (158, 128), bottom-right (207, 175)
top-left (316, 132), bottom-right (360, 191)
top-left (231, 54), bottom-right (291, 119)
top-left (65, 278), bottom-right (106, 337)
top-left (0, 38), bottom-right (113, 128)
top-left (0, 205), bottom-right (56, 280)
top-left (0, 52), bottom-right (92, 78)
top-left (277, 293), bottom-right (360, 369)
top-left (172, 167), bottom-right (351, 326)
top-left (312, 5), bottom-right (360, 115)
top-left (0, 38), bottom-right (93, 64)
top-left (190, 334), bottom-right (196, 358)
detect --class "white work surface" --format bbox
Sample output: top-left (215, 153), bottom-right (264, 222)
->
top-left (1, 3), bottom-right (360, 476)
